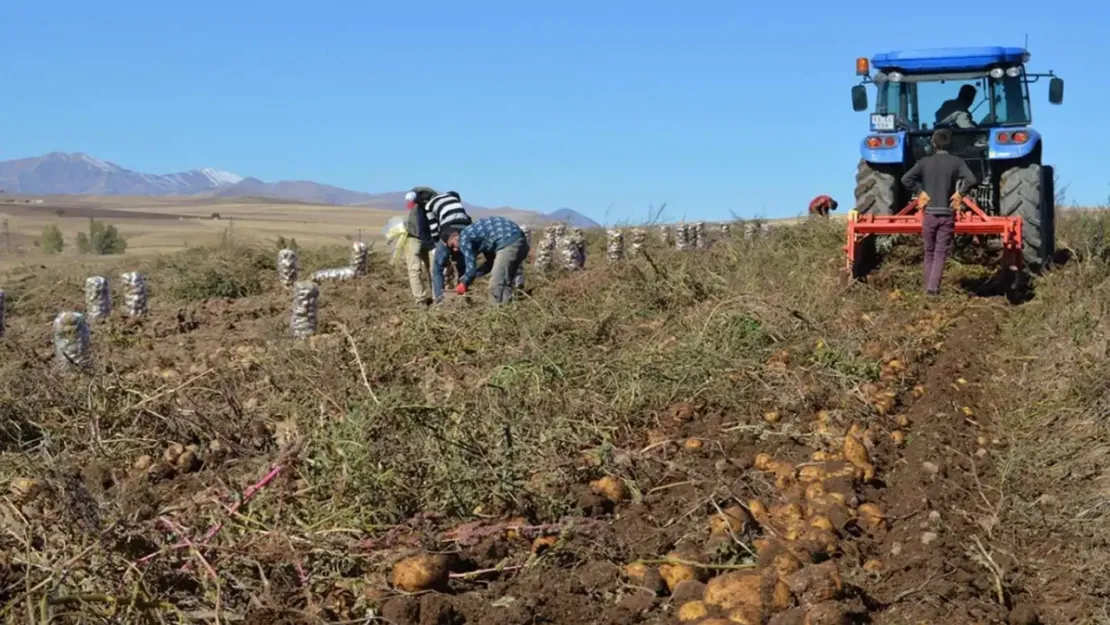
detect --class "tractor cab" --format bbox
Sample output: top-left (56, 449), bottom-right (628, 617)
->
top-left (848, 46), bottom-right (1064, 275)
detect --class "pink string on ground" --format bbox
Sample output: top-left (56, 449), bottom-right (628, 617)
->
top-left (135, 463), bottom-right (285, 566)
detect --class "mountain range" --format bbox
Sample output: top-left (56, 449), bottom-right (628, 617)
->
top-left (0, 152), bottom-right (600, 227)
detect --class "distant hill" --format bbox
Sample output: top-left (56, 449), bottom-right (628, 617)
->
top-left (547, 208), bottom-right (601, 228)
top-left (0, 152), bottom-right (597, 227)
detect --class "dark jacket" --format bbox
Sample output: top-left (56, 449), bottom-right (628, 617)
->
top-left (406, 187), bottom-right (438, 249)
top-left (900, 151), bottom-right (978, 216)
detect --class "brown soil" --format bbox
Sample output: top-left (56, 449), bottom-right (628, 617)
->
top-left (0, 230), bottom-right (1099, 624)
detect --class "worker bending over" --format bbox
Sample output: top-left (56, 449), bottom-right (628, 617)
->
top-left (808, 195), bottom-right (838, 217)
top-left (900, 129), bottom-right (978, 296)
top-left (443, 216), bottom-right (530, 305)
top-left (424, 191), bottom-right (473, 304)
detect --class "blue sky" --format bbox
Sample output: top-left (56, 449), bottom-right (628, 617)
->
top-left (0, 1), bottom-right (1103, 224)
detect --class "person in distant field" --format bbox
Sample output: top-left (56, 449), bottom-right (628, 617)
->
top-left (443, 216), bottom-right (530, 305)
top-left (403, 187), bottom-right (437, 306)
top-left (900, 129), bottom-right (979, 296)
top-left (808, 195), bottom-right (838, 217)
top-left (935, 84), bottom-right (977, 129)
top-left (424, 191), bottom-right (473, 304)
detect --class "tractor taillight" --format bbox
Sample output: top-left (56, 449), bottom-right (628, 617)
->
top-left (883, 136), bottom-right (896, 147)
top-left (997, 132), bottom-right (1011, 143)
top-left (1012, 131), bottom-right (1029, 143)
top-left (866, 136), bottom-right (882, 148)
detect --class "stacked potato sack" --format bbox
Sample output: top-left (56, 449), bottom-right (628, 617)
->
top-left (53, 312), bottom-right (92, 370)
top-left (84, 276), bottom-right (111, 321)
top-left (121, 272), bottom-right (148, 317)
top-left (278, 248), bottom-right (299, 287)
top-left (534, 226), bottom-right (558, 272)
top-left (606, 228), bottom-right (624, 263)
top-left (349, 241), bottom-right (368, 276)
top-left (291, 281), bottom-right (319, 339)
top-left (675, 223), bottom-right (690, 250)
top-left (630, 228), bottom-right (647, 254)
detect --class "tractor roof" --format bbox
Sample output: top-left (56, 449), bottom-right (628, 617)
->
top-left (871, 47), bottom-right (1029, 73)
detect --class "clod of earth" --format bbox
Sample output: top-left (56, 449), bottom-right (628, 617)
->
top-left (785, 561), bottom-right (843, 607)
top-left (710, 505), bottom-right (754, 536)
top-left (391, 553), bottom-right (450, 592)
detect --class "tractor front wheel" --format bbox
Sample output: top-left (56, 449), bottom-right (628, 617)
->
top-left (1000, 162), bottom-right (1055, 272)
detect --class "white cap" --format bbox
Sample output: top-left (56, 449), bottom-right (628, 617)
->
top-left (404, 191), bottom-right (416, 202)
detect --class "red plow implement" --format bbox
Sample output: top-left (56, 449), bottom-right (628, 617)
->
top-left (844, 197), bottom-right (1023, 280)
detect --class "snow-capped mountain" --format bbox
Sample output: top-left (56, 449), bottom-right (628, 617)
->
top-left (0, 152), bottom-right (244, 196)
top-left (0, 152), bottom-right (602, 227)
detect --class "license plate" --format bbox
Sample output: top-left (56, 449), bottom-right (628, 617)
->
top-left (870, 114), bottom-right (895, 131)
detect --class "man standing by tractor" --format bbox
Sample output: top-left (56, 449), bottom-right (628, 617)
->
top-left (443, 216), bottom-right (530, 305)
top-left (899, 129), bottom-right (978, 296)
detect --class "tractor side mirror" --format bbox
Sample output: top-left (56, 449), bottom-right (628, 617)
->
top-left (851, 85), bottom-right (868, 112)
top-left (1048, 77), bottom-right (1064, 104)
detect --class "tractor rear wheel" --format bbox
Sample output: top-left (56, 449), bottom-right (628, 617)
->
top-left (854, 159), bottom-right (898, 216)
top-left (1000, 162), bottom-right (1055, 272)
top-left (851, 160), bottom-right (900, 279)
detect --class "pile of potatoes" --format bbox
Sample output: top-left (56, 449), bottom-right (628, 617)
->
top-left (621, 422), bottom-right (891, 624)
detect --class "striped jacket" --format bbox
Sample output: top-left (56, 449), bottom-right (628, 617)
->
top-left (424, 191), bottom-right (472, 242)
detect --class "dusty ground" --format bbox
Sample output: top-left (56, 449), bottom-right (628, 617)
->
top-left (1, 215), bottom-right (1108, 624)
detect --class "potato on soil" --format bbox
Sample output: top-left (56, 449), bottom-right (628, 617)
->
top-left (623, 562), bottom-right (649, 583)
top-left (862, 559), bottom-right (883, 573)
top-left (660, 552), bottom-right (703, 592)
top-left (785, 562), bottom-right (843, 606)
top-left (890, 431), bottom-right (906, 446)
top-left (764, 411), bottom-right (781, 424)
top-left (391, 554), bottom-right (449, 592)
top-left (132, 455), bottom-right (153, 472)
top-left (856, 503), bottom-right (885, 531)
top-left (163, 443), bottom-right (185, 464)
top-left (704, 571), bottom-right (762, 611)
top-left (678, 600), bottom-right (710, 622)
top-left (748, 500), bottom-right (771, 526)
top-left (727, 606), bottom-right (762, 624)
top-left (175, 450), bottom-right (201, 473)
top-left (771, 550), bottom-right (804, 579)
top-left (842, 435), bottom-right (870, 469)
top-left (754, 453), bottom-right (774, 471)
top-left (589, 476), bottom-right (630, 503)
top-left (531, 536), bottom-right (558, 554)
top-left (770, 578), bottom-right (793, 612)
top-left (8, 478), bottom-right (41, 501)
top-left (684, 438), bottom-right (704, 451)
top-left (710, 505), bottom-right (754, 536)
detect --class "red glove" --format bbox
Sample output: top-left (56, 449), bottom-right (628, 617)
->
top-left (455, 283), bottom-right (467, 296)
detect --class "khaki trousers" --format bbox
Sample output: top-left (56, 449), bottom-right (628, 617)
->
top-left (403, 236), bottom-right (431, 303)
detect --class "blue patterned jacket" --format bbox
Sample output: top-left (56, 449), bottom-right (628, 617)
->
top-left (457, 217), bottom-right (526, 286)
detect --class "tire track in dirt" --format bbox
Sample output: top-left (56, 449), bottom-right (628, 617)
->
top-left (860, 303), bottom-right (1039, 625)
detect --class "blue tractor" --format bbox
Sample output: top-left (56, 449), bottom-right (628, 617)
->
top-left (850, 46), bottom-right (1064, 274)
